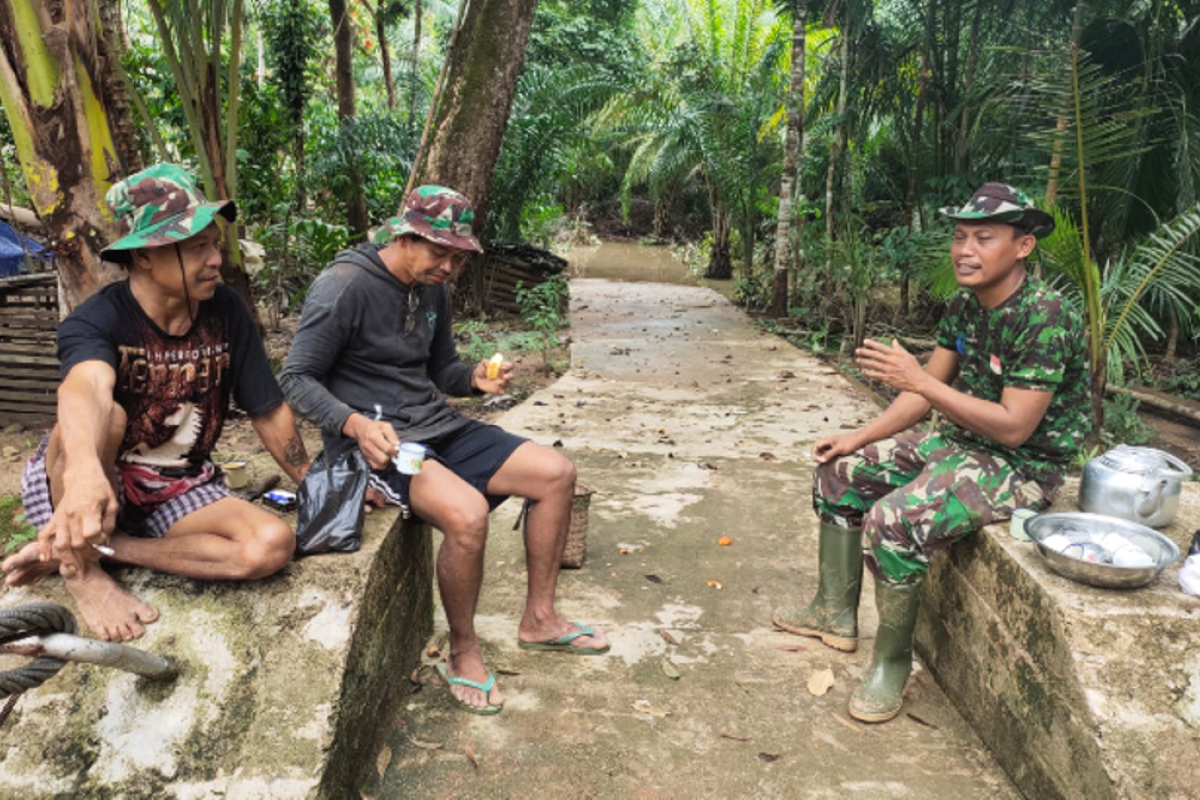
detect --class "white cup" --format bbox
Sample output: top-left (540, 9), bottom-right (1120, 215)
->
top-left (1009, 508), bottom-right (1036, 540)
top-left (394, 442), bottom-right (426, 475)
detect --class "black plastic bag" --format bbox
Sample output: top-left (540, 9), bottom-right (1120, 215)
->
top-left (295, 449), bottom-right (368, 556)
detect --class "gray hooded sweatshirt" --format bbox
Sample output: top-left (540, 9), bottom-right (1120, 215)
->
top-left (280, 243), bottom-right (476, 452)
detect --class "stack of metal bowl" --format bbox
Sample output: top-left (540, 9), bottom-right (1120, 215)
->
top-left (1024, 512), bottom-right (1181, 589)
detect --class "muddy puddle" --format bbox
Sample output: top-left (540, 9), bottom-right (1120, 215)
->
top-left (568, 241), bottom-right (713, 287)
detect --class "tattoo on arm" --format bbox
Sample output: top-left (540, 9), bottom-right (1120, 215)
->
top-left (283, 435), bottom-right (307, 469)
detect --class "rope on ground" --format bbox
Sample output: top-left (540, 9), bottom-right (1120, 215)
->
top-left (0, 603), bottom-right (77, 699)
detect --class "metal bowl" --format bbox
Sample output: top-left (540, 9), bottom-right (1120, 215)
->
top-left (1024, 512), bottom-right (1181, 589)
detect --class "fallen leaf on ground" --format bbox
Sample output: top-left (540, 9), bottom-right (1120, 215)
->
top-left (832, 713), bottom-right (866, 733)
top-left (645, 574), bottom-right (664, 584)
top-left (463, 744), bottom-right (479, 769)
top-left (759, 452), bottom-right (777, 461)
top-left (717, 536), bottom-right (733, 546)
top-left (776, 645), bottom-right (807, 653)
top-left (425, 643), bottom-right (441, 659)
top-left (707, 580), bottom-right (723, 589)
top-left (659, 629), bottom-right (679, 645)
top-left (375, 745), bottom-right (392, 776)
top-left (632, 699), bottom-right (671, 719)
top-left (720, 733), bottom-right (750, 742)
top-left (756, 752), bottom-right (780, 763)
top-left (661, 658), bottom-right (681, 680)
top-left (807, 668), bottom-right (836, 696)
top-left (778, 370), bottom-right (795, 379)
top-left (408, 736), bottom-right (444, 750)
top-left (494, 667), bottom-right (521, 676)
top-left (906, 713), bottom-right (939, 729)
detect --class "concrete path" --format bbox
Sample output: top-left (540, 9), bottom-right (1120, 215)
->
top-left (372, 278), bottom-right (1019, 799)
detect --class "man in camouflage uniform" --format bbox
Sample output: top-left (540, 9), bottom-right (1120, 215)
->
top-left (3, 163), bottom-right (311, 641)
top-left (282, 186), bottom-right (608, 717)
top-left (773, 182), bottom-right (1090, 722)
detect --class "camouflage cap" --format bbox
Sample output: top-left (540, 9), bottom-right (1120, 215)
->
top-left (100, 163), bottom-right (236, 263)
top-left (939, 182), bottom-right (1055, 239)
top-left (384, 185), bottom-right (483, 252)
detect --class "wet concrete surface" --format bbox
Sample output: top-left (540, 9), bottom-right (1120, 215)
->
top-left (370, 269), bottom-right (1019, 798)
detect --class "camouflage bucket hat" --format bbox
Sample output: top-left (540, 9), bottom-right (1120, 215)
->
top-left (939, 182), bottom-right (1055, 239)
top-left (100, 163), bottom-right (236, 263)
top-left (384, 185), bottom-right (483, 252)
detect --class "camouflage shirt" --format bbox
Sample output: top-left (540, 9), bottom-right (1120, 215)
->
top-left (935, 274), bottom-right (1090, 482)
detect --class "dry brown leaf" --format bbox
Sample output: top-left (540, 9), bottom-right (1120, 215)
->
top-left (706, 579), bottom-right (723, 590)
top-left (906, 712), bottom-right (939, 730)
top-left (756, 752), bottom-right (780, 762)
top-left (659, 629), bottom-right (679, 646)
top-left (806, 668), bottom-right (836, 697)
top-left (408, 735), bottom-right (444, 750)
top-left (720, 733), bottom-right (750, 742)
top-left (494, 667), bottom-right (521, 676)
top-left (463, 744), bottom-right (479, 769)
top-left (425, 643), bottom-right (442, 659)
top-left (832, 713), bottom-right (865, 734)
top-left (375, 745), bottom-right (392, 777)
top-left (776, 645), bottom-right (807, 652)
top-left (759, 451), bottom-right (778, 461)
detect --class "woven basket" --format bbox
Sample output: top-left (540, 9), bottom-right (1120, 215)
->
top-left (561, 484), bottom-right (594, 569)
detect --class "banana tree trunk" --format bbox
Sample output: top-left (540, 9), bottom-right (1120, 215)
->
top-left (0, 0), bottom-right (124, 312)
top-left (771, 0), bottom-right (807, 318)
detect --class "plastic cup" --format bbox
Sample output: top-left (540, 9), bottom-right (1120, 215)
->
top-left (1009, 508), bottom-right (1036, 540)
top-left (394, 443), bottom-right (426, 475)
top-left (223, 460), bottom-right (248, 490)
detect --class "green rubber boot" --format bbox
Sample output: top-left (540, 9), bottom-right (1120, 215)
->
top-left (849, 580), bottom-right (922, 723)
top-left (772, 522), bottom-right (864, 652)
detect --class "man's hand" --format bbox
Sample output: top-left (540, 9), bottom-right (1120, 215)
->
top-left (343, 413), bottom-right (400, 470)
top-left (471, 358), bottom-right (513, 395)
top-left (38, 464), bottom-right (119, 576)
top-left (813, 434), bottom-right (860, 465)
top-left (855, 338), bottom-right (928, 395)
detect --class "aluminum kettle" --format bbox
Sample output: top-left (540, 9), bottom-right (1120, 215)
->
top-left (1079, 445), bottom-right (1192, 528)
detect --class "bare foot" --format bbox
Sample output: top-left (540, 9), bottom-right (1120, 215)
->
top-left (445, 648), bottom-right (504, 711)
top-left (2, 541), bottom-right (60, 587)
top-left (518, 618), bottom-right (609, 653)
top-left (64, 569), bottom-right (159, 642)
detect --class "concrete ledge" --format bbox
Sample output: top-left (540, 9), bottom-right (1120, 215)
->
top-left (0, 509), bottom-right (433, 799)
top-left (916, 479), bottom-right (1200, 799)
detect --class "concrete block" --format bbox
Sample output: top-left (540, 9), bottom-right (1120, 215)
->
top-left (0, 509), bottom-right (433, 799)
top-left (916, 480), bottom-right (1200, 800)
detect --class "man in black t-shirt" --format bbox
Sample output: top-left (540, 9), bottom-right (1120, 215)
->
top-left (1, 164), bottom-right (310, 642)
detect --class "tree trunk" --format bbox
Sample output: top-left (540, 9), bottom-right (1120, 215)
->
top-left (330, 0), bottom-right (369, 238)
top-left (824, 25), bottom-right (848, 276)
top-left (376, 0), bottom-right (396, 110)
top-left (0, 0), bottom-right (124, 312)
top-left (705, 188), bottom-right (733, 280)
top-left (96, 0), bottom-right (142, 174)
top-left (1046, 2), bottom-right (1085, 209)
top-left (409, 0), bottom-right (422, 138)
top-left (406, 0), bottom-right (539, 311)
top-left (770, 0), bottom-right (807, 318)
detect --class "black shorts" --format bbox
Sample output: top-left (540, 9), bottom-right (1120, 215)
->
top-left (367, 419), bottom-right (528, 515)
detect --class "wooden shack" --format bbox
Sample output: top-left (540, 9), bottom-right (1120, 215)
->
top-left (482, 244), bottom-right (568, 316)
top-left (0, 273), bottom-right (59, 425)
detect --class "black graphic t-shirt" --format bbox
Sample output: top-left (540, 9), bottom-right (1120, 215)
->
top-left (57, 281), bottom-right (282, 470)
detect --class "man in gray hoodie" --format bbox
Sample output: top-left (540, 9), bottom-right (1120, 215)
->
top-left (281, 186), bottom-right (608, 715)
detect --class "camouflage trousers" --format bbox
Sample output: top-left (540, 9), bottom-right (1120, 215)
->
top-left (813, 430), bottom-right (1057, 586)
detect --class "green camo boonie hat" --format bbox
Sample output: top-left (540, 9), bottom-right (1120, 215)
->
top-left (101, 163), bottom-right (236, 263)
top-left (939, 182), bottom-right (1055, 239)
top-left (384, 185), bottom-right (483, 252)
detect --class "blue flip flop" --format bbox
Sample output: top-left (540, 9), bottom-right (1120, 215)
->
top-left (436, 662), bottom-right (503, 716)
top-left (517, 621), bottom-right (611, 655)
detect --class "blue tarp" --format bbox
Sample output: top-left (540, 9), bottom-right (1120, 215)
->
top-left (0, 219), bottom-right (51, 277)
